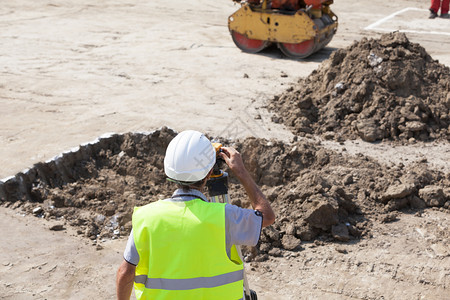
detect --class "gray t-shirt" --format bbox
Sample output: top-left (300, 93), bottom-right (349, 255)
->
top-left (124, 188), bottom-right (263, 265)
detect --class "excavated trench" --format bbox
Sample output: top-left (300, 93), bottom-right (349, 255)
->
top-left (1, 127), bottom-right (448, 261)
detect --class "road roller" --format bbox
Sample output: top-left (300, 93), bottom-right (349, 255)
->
top-left (228, 0), bottom-right (338, 58)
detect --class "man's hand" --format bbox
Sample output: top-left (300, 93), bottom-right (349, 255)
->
top-left (219, 147), bottom-right (248, 180)
top-left (220, 146), bottom-right (275, 227)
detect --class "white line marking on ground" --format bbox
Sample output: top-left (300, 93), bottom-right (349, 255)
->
top-left (364, 7), bottom-right (450, 36)
top-left (365, 7), bottom-right (423, 30)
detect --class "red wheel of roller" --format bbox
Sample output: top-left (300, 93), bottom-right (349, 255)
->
top-left (231, 30), bottom-right (269, 54)
top-left (278, 39), bottom-right (316, 59)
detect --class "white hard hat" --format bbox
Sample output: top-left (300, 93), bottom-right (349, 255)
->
top-left (164, 130), bottom-right (216, 183)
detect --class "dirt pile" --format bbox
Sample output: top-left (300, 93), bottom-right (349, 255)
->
top-left (235, 138), bottom-right (449, 259)
top-left (268, 32), bottom-right (450, 143)
top-left (1, 128), bottom-right (449, 261)
top-left (0, 129), bottom-right (177, 239)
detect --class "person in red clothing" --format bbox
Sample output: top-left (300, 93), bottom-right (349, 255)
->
top-left (429, 0), bottom-right (449, 18)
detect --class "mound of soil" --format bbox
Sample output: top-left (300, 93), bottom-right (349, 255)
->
top-left (1, 128), bottom-right (449, 261)
top-left (268, 32), bottom-right (450, 143)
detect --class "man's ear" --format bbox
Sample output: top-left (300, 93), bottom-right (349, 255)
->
top-left (199, 169), bottom-right (213, 191)
top-left (206, 168), bottom-right (214, 179)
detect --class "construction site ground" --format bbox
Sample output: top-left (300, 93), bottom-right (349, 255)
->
top-left (1, 0), bottom-right (449, 299)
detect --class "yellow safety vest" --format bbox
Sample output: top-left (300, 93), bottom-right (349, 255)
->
top-left (132, 198), bottom-right (244, 300)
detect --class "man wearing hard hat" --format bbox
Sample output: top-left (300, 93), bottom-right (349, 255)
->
top-left (116, 130), bottom-right (275, 300)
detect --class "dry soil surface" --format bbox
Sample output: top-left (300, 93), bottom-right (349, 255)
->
top-left (0, 0), bottom-right (449, 299)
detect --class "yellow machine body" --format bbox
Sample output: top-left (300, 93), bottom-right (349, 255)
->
top-left (229, 7), bottom-right (314, 43)
top-left (228, 0), bottom-right (338, 58)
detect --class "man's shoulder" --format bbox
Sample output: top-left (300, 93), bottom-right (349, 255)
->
top-left (224, 203), bottom-right (250, 212)
top-left (133, 200), bottom-right (165, 214)
top-left (225, 203), bottom-right (261, 219)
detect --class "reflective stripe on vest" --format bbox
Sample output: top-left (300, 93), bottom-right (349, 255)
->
top-left (132, 198), bottom-right (244, 300)
top-left (134, 269), bottom-right (243, 290)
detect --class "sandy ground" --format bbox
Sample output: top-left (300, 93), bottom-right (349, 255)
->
top-left (0, 0), bottom-right (449, 299)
